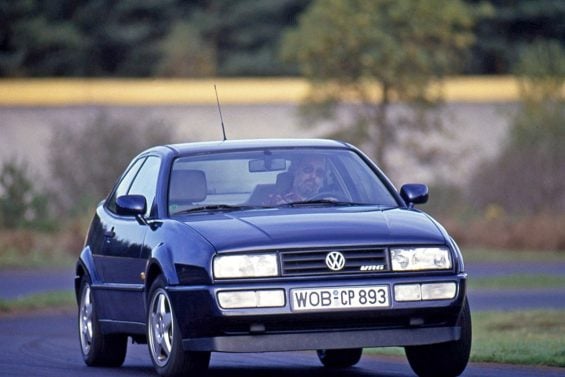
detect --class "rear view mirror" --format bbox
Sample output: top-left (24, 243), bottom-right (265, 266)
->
top-left (249, 158), bottom-right (286, 172)
top-left (400, 184), bottom-right (429, 207)
top-left (116, 195), bottom-right (147, 217)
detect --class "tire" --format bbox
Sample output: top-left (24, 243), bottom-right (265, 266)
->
top-left (147, 276), bottom-right (211, 377)
top-left (77, 276), bottom-right (127, 367)
top-left (317, 348), bottom-right (363, 368)
top-left (405, 299), bottom-right (472, 377)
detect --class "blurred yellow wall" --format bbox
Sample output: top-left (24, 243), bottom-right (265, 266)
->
top-left (0, 76), bottom-right (520, 106)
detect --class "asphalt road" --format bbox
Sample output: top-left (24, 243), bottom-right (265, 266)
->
top-left (0, 268), bottom-right (74, 299)
top-left (1, 311), bottom-right (564, 377)
top-left (1, 262), bottom-right (564, 377)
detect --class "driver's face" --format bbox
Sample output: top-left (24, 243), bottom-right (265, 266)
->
top-left (293, 157), bottom-right (326, 197)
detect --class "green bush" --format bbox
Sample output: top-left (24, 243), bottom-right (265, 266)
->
top-left (0, 159), bottom-right (51, 229)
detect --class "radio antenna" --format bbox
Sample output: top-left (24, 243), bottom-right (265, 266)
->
top-left (214, 84), bottom-right (227, 141)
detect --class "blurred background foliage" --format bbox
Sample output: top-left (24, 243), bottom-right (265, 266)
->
top-left (435, 40), bottom-right (565, 250)
top-left (0, 0), bottom-right (564, 253)
top-left (0, 0), bottom-right (311, 77)
top-left (48, 113), bottom-right (176, 215)
top-left (0, 114), bottom-right (177, 257)
top-left (469, 40), bottom-right (565, 216)
top-left (1, 0), bottom-right (563, 77)
top-left (0, 159), bottom-right (49, 229)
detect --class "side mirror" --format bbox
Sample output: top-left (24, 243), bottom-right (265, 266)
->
top-left (116, 195), bottom-right (147, 217)
top-left (400, 184), bottom-right (429, 207)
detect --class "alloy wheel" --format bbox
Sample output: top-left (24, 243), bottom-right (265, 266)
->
top-left (79, 284), bottom-right (93, 355)
top-left (148, 288), bottom-right (174, 367)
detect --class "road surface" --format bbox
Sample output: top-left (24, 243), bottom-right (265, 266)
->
top-left (1, 311), bottom-right (564, 377)
top-left (1, 262), bottom-right (564, 377)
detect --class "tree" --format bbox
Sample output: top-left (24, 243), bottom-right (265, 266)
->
top-left (189, 0), bottom-right (311, 76)
top-left (282, 0), bottom-right (475, 171)
top-left (0, 0), bottom-right (312, 77)
top-left (0, 0), bottom-right (88, 76)
top-left (467, 0), bottom-right (565, 74)
top-left (74, 0), bottom-right (178, 76)
top-left (157, 20), bottom-right (217, 77)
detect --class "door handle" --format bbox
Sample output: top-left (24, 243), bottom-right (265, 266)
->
top-left (104, 228), bottom-right (115, 238)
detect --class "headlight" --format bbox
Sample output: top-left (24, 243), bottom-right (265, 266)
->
top-left (390, 247), bottom-right (452, 271)
top-left (213, 253), bottom-right (279, 279)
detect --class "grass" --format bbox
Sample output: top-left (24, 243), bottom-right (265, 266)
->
top-left (463, 248), bottom-right (565, 290)
top-left (0, 290), bottom-right (75, 315)
top-left (0, 248), bottom-right (75, 270)
top-left (0, 228), bottom-right (79, 270)
top-left (367, 310), bottom-right (565, 368)
top-left (471, 310), bottom-right (565, 367)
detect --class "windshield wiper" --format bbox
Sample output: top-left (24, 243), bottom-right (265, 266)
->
top-left (282, 199), bottom-right (363, 207)
top-left (173, 204), bottom-right (254, 215)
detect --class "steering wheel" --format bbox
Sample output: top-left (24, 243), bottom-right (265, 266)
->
top-left (307, 191), bottom-right (348, 202)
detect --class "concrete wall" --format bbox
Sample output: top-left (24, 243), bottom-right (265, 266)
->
top-left (0, 102), bottom-right (513, 187)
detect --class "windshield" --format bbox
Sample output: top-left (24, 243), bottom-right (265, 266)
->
top-left (168, 148), bottom-right (398, 215)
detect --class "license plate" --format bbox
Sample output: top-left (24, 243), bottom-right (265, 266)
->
top-left (291, 285), bottom-right (389, 312)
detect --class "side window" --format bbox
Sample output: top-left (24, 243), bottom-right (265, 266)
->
top-left (106, 158), bottom-right (146, 214)
top-left (127, 156), bottom-right (161, 217)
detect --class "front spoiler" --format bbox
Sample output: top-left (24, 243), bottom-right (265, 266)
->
top-left (183, 326), bottom-right (461, 353)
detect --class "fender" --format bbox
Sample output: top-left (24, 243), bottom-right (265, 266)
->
top-left (143, 219), bottom-right (216, 290)
top-left (75, 245), bottom-right (100, 299)
top-left (146, 243), bottom-right (179, 287)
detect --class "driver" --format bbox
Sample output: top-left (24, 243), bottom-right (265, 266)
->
top-left (265, 156), bottom-right (326, 205)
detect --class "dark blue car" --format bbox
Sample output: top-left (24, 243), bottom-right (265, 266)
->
top-left (75, 139), bottom-right (471, 377)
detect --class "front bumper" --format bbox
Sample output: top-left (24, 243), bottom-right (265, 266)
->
top-left (183, 326), bottom-right (461, 353)
top-left (167, 273), bottom-right (467, 352)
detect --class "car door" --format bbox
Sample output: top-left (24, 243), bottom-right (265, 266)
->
top-left (94, 158), bottom-right (142, 283)
top-left (94, 155), bottom-right (161, 324)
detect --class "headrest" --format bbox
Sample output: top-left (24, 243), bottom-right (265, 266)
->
top-left (169, 169), bottom-right (207, 203)
top-left (276, 172), bottom-right (294, 193)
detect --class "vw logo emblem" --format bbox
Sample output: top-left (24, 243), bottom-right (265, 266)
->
top-left (325, 251), bottom-right (346, 271)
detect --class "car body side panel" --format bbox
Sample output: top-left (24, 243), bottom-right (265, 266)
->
top-left (76, 237), bottom-right (147, 327)
top-left (86, 206), bottom-right (147, 324)
top-left (91, 206), bottom-right (147, 284)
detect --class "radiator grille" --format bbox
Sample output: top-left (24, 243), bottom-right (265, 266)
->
top-left (280, 248), bottom-right (389, 276)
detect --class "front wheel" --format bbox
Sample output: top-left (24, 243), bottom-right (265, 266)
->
top-left (78, 276), bottom-right (127, 367)
top-left (317, 348), bottom-right (363, 368)
top-left (405, 300), bottom-right (472, 377)
top-left (147, 276), bottom-right (210, 377)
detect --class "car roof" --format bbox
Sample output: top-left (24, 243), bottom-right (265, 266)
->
top-left (162, 138), bottom-right (352, 156)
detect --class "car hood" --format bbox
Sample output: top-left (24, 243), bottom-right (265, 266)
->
top-left (180, 207), bottom-right (446, 252)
